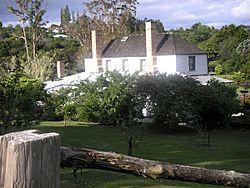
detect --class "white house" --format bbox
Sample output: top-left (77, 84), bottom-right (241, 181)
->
top-left (84, 22), bottom-right (208, 75)
top-left (45, 22), bottom-right (235, 92)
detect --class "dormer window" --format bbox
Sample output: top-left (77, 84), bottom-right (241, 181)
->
top-left (121, 37), bottom-right (128, 42)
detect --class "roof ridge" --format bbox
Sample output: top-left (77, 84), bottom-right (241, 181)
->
top-left (172, 34), bottom-right (176, 54)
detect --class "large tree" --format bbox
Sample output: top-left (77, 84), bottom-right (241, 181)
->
top-left (60, 5), bottom-right (71, 26)
top-left (28, 0), bottom-right (46, 60)
top-left (63, 14), bottom-right (92, 53)
top-left (8, 0), bottom-right (31, 63)
top-left (85, 0), bottom-right (139, 39)
top-left (8, 0), bottom-right (46, 61)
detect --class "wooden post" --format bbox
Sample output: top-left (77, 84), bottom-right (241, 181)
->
top-left (0, 130), bottom-right (60, 188)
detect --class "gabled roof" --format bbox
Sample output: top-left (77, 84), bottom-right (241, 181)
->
top-left (86, 34), bottom-right (206, 58)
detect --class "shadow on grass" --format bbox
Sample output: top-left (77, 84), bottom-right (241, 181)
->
top-left (61, 168), bottom-right (228, 188)
top-left (36, 122), bottom-right (250, 187)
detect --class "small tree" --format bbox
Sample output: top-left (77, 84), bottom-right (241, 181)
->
top-left (191, 80), bottom-right (240, 146)
top-left (119, 113), bottom-right (144, 156)
top-left (0, 72), bottom-right (47, 134)
top-left (45, 88), bottom-right (76, 126)
top-left (75, 71), bottom-right (134, 124)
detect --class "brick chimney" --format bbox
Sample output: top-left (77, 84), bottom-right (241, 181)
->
top-left (57, 60), bottom-right (65, 78)
top-left (146, 22), bottom-right (157, 73)
top-left (92, 30), bottom-right (103, 72)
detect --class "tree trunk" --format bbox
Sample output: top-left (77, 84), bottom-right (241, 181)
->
top-left (32, 31), bottom-right (36, 60)
top-left (128, 137), bottom-right (133, 156)
top-left (21, 20), bottom-right (30, 64)
top-left (61, 147), bottom-right (250, 188)
top-left (207, 131), bottom-right (211, 146)
top-left (64, 118), bottom-right (67, 127)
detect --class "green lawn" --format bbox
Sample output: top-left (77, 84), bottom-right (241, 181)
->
top-left (37, 121), bottom-right (250, 188)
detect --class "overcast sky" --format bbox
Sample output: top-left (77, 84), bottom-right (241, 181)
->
top-left (0, 0), bottom-right (250, 29)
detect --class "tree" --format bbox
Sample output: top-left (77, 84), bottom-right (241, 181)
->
top-left (200, 24), bottom-right (248, 73)
top-left (133, 74), bottom-right (240, 145)
top-left (0, 72), bottom-right (47, 134)
top-left (133, 74), bottom-right (199, 130)
top-left (190, 80), bottom-right (240, 146)
top-left (74, 71), bottom-right (135, 124)
top-left (131, 18), bottom-right (165, 33)
top-left (21, 52), bottom-right (55, 81)
top-left (60, 5), bottom-right (71, 26)
top-left (63, 14), bottom-right (92, 53)
top-left (85, 0), bottom-right (139, 39)
top-left (8, 0), bottom-right (46, 62)
top-left (28, 0), bottom-right (46, 59)
top-left (8, 0), bottom-right (31, 63)
top-left (119, 113), bottom-right (144, 156)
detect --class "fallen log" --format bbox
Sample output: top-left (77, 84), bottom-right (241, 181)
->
top-left (61, 147), bottom-right (250, 188)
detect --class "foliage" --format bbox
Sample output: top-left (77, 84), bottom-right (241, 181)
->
top-left (190, 80), bottom-right (240, 145)
top-left (63, 14), bottom-right (92, 53)
top-left (60, 5), bottom-right (71, 26)
top-left (43, 88), bottom-right (77, 125)
top-left (85, 0), bottom-right (139, 39)
top-left (74, 71), bottom-right (139, 124)
top-left (8, 0), bottom-right (46, 62)
top-left (130, 18), bottom-right (165, 33)
top-left (133, 74), bottom-right (200, 130)
top-left (0, 72), bottom-right (47, 134)
top-left (133, 74), bottom-right (240, 145)
top-left (22, 52), bottom-right (55, 81)
top-left (173, 23), bottom-right (249, 78)
top-left (28, 0), bottom-right (47, 59)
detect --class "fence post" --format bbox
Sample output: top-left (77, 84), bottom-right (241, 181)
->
top-left (0, 130), bottom-right (60, 188)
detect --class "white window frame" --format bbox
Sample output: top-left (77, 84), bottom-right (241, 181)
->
top-left (105, 60), bottom-right (111, 71)
top-left (140, 59), bottom-right (146, 72)
top-left (188, 56), bottom-right (196, 71)
top-left (122, 59), bottom-right (128, 72)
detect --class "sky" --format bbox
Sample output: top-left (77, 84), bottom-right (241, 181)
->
top-left (0, 0), bottom-right (250, 29)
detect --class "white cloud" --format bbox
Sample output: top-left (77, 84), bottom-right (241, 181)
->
top-left (231, 0), bottom-right (250, 19)
top-left (1, 0), bottom-right (250, 29)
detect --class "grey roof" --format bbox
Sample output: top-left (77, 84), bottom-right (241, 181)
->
top-left (193, 75), bottom-right (234, 85)
top-left (86, 34), bottom-right (206, 58)
top-left (44, 72), bottom-right (101, 92)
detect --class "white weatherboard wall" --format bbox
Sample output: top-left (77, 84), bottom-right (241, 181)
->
top-left (157, 55), bottom-right (176, 74)
top-left (85, 54), bottom-right (208, 75)
top-left (176, 55), bottom-right (208, 75)
top-left (85, 57), bottom-right (146, 74)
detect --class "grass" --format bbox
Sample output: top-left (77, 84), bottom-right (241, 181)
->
top-left (37, 121), bottom-right (250, 188)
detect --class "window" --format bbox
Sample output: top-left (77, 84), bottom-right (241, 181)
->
top-left (122, 59), bottom-right (128, 72)
top-left (106, 60), bottom-right (111, 71)
top-left (188, 56), bottom-right (196, 71)
top-left (140, 59), bottom-right (146, 72)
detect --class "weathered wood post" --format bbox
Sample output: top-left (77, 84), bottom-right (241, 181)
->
top-left (0, 130), bottom-right (60, 188)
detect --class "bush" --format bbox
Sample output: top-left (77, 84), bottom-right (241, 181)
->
top-left (0, 72), bottom-right (47, 134)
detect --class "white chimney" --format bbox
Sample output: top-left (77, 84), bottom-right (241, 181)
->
top-left (146, 22), bottom-right (157, 73)
top-left (57, 61), bottom-right (65, 78)
top-left (92, 30), bottom-right (103, 72)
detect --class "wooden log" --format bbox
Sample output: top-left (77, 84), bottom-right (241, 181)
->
top-left (0, 130), bottom-right (60, 188)
top-left (61, 147), bottom-right (250, 188)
